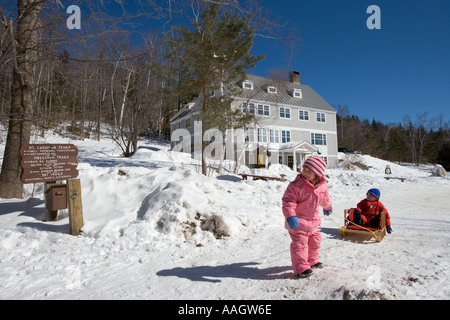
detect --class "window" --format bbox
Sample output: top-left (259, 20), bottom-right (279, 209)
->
top-left (280, 107), bottom-right (291, 119)
top-left (185, 118), bottom-right (191, 128)
top-left (257, 128), bottom-right (267, 143)
top-left (311, 133), bottom-right (327, 145)
top-left (242, 102), bottom-right (255, 114)
top-left (292, 89), bottom-right (302, 98)
top-left (246, 127), bottom-right (255, 142)
top-left (267, 86), bottom-right (277, 94)
top-left (287, 155), bottom-right (294, 168)
top-left (269, 129), bottom-right (279, 143)
top-left (299, 110), bottom-right (309, 121)
top-left (281, 130), bottom-right (291, 143)
top-left (243, 80), bottom-right (253, 90)
top-left (316, 112), bottom-right (326, 123)
top-left (257, 104), bottom-right (270, 116)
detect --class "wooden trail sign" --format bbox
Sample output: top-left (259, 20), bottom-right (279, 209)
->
top-left (20, 144), bottom-right (79, 184)
top-left (19, 144), bottom-right (84, 236)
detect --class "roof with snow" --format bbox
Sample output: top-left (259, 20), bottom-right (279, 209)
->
top-left (170, 102), bottom-right (196, 122)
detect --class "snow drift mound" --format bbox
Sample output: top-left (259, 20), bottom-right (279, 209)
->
top-left (123, 166), bottom-right (247, 246)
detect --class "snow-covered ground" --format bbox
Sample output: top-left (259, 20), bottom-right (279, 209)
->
top-left (1, 128), bottom-right (449, 300)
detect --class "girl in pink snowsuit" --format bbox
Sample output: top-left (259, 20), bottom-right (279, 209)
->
top-left (282, 156), bottom-right (332, 278)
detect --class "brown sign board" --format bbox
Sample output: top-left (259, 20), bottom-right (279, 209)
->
top-left (20, 144), bottom-right (79, 183)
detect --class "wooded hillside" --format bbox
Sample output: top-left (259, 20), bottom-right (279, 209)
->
top-left (336, 105), bottom-right (449, 169)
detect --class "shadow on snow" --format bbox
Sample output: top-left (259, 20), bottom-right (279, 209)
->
top-left (157, 262), bottom-right (292, 283)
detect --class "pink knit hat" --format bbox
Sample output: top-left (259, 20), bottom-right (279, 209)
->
top-left (303, 155), bottom-right (326, 178)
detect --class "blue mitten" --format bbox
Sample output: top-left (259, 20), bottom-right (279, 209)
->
top-left (287, 216), bottom-right (300, 229)
top-left (323, 209), bottom-right (333, 216)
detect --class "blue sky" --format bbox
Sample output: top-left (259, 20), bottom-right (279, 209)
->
top-left (249, 0), bottom-right (450, 125)
top-left (62, 0), bottom-right (449, 126)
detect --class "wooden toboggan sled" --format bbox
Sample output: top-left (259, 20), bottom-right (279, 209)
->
top-left (338, 209), bottom-right (387, 242)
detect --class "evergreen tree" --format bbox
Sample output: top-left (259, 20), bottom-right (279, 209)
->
top-left (437, 143), bottom-right (450, 170)
top-left (166, 3), bottom-right (264, 175)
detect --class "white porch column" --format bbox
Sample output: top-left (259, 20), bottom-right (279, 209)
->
top-left (293, 150), bottom-right (297, 171)
top-left (299, 152), bottom-right (305, 170)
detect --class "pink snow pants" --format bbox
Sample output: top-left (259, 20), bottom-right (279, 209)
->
top-left (288, 222), bottom-right (321, 275)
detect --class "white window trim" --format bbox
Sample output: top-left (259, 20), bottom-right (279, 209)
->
top-left (242, 102), bottom-right (255, 114)
top-left (267, 85), bottom-right (277, 94)
top-left (257, 104), bottom-right (270, 116)
top-left (279, 107), bottom-right (291, 119)
top-left (299, 109), bottom-right (310, 121)
top-left (316, 112), bottom-right (326, 123)
top-left (243, 80), bottom-right (253, 90)
top-left (269, 129), bottom-right (280, 143)
top-left (281, 130), bottom-right (291, 143)
top-left (257, 128), bottom-right (268, 143)
top-left (311, 132), bottom-right (327, 145)
top-left (292, 88), bottom-right (302, 98)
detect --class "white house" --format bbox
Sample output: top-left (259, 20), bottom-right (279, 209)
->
top-left (170, 71), bottom-right (338, 170)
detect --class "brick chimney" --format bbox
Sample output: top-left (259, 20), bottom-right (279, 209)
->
top-left (289, 71), bottom-right (300, 84)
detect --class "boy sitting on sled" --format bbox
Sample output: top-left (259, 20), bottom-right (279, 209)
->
top-left (349, 188), bottom-right (393, 234)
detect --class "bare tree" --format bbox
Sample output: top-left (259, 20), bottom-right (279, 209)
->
top-left (403, 113), bottom-right (430, 166)
top-left (415, 112), bottom-right (429, 166)
top-left (0, 0), bottom-right (44, 199)
top-left (336, 104), bottom-right (349, 142)
top-left (0, 0), bottom-right (293, 197)
top-left (380, 123), bottom-right (394, 159)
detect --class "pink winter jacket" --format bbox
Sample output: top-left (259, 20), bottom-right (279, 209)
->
top-left (282, 174), bottom-right (332, 228)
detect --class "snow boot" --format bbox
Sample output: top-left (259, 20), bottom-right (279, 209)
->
top-left (311, 262), bottom-right (324, 269)
top-left (296, 269), bottom-right (313, 279)
top-left (370, 214), bottom-right (381, 228)
top-left (352, 212), bottom-right (363, 225)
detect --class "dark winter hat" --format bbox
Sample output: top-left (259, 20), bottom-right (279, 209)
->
top-left (367, 188), bottom-right (381, 200)
top-left (303, 155), bottom-right (327, 178)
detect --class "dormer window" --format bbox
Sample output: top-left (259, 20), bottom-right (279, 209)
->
top-left (267, 85), bottom-right (277, 94)
top-left (243, 80), bottom-right (253, 90)
top-left (291, 88), bottom-right (302, 98)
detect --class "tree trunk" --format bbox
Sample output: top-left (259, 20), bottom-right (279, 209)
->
top-left (118, 68), bottom-right (133, 134)
top-left (201, 84), bottom-right (208, 176)
top-left (0, 0), bottom-right (43, 199)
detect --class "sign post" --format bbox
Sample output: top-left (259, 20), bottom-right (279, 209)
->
top-left (67, 179), bottom-right (83, 236)
top-left (20, 144), bottom-right (83, 236)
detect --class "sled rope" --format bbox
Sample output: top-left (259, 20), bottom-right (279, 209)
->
top-left (328, 212), bottom-right (378, 238)
top-left (326, 213), bottom-right (342, 229)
